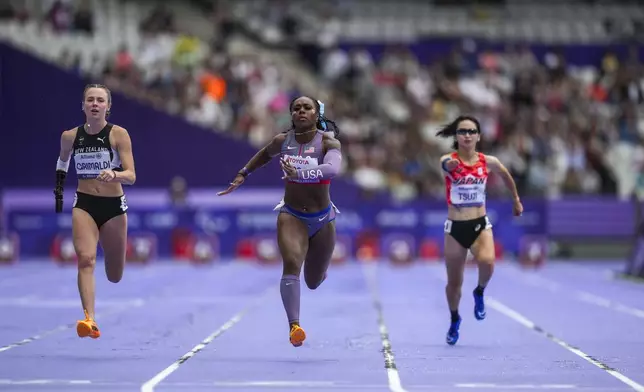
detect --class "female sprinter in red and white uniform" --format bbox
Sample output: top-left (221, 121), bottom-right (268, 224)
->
top-left (436, 115), bottom-right (523, 345)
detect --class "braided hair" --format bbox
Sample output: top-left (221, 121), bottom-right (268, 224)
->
top-left (287, 96), bottom-right (340, 138)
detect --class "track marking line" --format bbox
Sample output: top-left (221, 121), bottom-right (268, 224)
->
top-left (0, 299), bottom-right (145, 353)
top-left (212, 381), bottom-right (337, 387)
top-left (455, 384), bottom-right (575, 389)
top-left (575, 291), bottom-right (644, 319)
top-left (0, 261), bottom-right (250, 353)
top-left (140, 286), bottom-right (275, 392)
top-left (0, 379), bottom-right (626, 390)
top-left (486, 298), bottom-right (644, 392)
top-left (429, 266), bottom-right (644, 391)
top-left (361, 262), bottom-right (407, 392)
top-left (506, 268), bottom-right (644, 320)
top-left (0, 296), bottom-right (145, 308)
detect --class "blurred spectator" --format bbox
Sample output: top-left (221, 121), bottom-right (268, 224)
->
top-left (172, 34), bottom-right (204, 69)
top-left (0, 0), bottom-right (29, 22)
top-left (609, 103), bottom-right (642, 199)
top-left (140, 4), bottom-right (175, 34)
top-left (73, 0), bottom-right (93, 34)
top-left (45, 0), bottom-right (74, 32)
top-left (113, 45), bottom-right (135, 77)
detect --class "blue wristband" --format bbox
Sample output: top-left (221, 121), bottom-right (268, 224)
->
top-left (441, 159), bottom-right (450, 172)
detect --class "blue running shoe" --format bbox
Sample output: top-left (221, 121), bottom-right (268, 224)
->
top-left (473, 289), bottom-right (486, 320)
top-left (446, 317), bottom-right (461, 345)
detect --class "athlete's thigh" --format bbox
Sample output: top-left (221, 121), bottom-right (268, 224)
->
top-left (470, 229), bottom-right (495, 264)
top-left (99, 214), bottom-right (128, 277)
top-left (277, 212), bottom-right (309, 264)
top-left (443, 231), bottom-right (468, 263)
top-left (443, 234), bottom-right (468, 283)
top-left (304, 221), bottom-right (336, 272)
top-left (72, 208), bottom-right (100, 261)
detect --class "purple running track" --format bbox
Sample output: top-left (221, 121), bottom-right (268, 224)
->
top-left (0, 259), bottom-right (643, 392)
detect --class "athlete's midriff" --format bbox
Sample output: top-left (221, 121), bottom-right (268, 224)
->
top-left (283, 182), bottom-right (331, 213)
top-left (447, 204), bottom-right (487, 222)
top-left (77, 180), bottom-right (124, 197)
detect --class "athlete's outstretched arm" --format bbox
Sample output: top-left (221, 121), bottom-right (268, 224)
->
top-left (218, 133), bottom-right (286, 196)
top-left (281, 135), bottom-right (342, 181)
top-left (54, 130), bottom-right (76, 213)
top-left (242, 133), bottom-right (286, 175)
top-left (101, 127), bottom-right (136, 185)
top-left (485, 154), bottom-right (523, 216)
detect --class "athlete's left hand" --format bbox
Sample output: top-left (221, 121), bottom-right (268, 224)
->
top-left (97, 169), bottom-right (116, 182)
top-left (280, 157), bottom-right (298, 180)
top-left (513, 198), bottom-right (523, 216)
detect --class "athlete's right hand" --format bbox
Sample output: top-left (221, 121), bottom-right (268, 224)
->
top-left (217, 174), bottom-right (245, 196)
top-left (443, 159), bottom-right (459, 172)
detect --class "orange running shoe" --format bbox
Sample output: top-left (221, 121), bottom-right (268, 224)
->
top-left (289, 324), bottom-right (306, 347)
top-left (76, 310), bottom-right (100, 339)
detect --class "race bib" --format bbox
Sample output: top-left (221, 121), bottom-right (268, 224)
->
top-left (450, 183), bottom-right (486, 205)
top-left (282, 154), bottom-right (319, 183)
top-left (75, 151), bottom-right (112, 179)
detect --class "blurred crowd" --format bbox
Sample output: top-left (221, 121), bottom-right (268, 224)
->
top-left (0, 0), bottom-right (93, 33)
top-left (6, 0), bottom-right (644, 201)
top-left (324, 42), bottom-right (644, 203)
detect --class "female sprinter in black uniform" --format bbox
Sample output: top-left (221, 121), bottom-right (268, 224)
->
top-left (218, 96), bottom-right (342, 347)
top-left (436, 115), bottom-right (522, 345)
top-left (54, 84), bottom-right (136, 339)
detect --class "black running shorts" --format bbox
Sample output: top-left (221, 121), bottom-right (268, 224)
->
top-left (444, 216), bottom-right (492, 249)
top-left (73, 192), bottom-right (128, 228)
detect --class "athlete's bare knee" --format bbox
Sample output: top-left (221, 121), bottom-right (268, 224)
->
top-left (446, 276), bottom-right (463, 289)
top-left (445, 257), bottom-right (465, 283)
top-left (77, 253), bottom-right (96, 271)
top-left (477, 257), bottom-right (495, 266)
top-left (445, 269), bottom-right (464, 288)
top-left (446, 281), bottom-right (462, 297)
top-left (282, 258), bottom-right (302, 276)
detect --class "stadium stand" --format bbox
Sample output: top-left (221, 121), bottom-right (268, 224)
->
top-left (1, 0), bottom-right (643, 203)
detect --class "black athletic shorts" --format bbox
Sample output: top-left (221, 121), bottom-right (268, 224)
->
top-left (444, 215), bottom-right (492, 249)
top-left (73, 192), bottom-right (128, 228)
